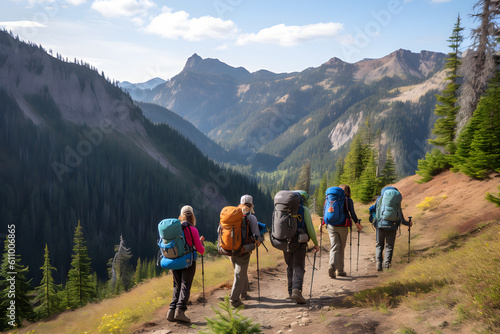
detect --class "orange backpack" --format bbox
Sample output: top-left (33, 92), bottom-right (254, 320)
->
top-left (218, 206), bottom-right (250, 256)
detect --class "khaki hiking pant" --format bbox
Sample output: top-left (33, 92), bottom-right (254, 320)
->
top-left (230, 252), bottom-right (251, 303)
top-left (327, 225), bottom-right (349, 272)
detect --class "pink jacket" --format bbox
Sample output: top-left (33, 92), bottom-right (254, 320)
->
top-left (183, 224), bottom-right (205, 255)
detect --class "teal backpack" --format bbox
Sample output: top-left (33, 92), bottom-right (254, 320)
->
top-left (157, 219), bottom-right (196, 269)
top-left (375, 186), bottom-right (403, 230)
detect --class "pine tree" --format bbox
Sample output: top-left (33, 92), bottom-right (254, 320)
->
top-left (456, 72), bottom-right (500, 178)
top-left (332, 158), bottom-right (344, 187)
top-left (108, 235), bottom-right (134, 294)
top-left (341, 134), bottom-right (366, 185)
top-left (429, 14), bottom-right (464, 153)
top-left (33, 245), bottom-right (59, 318)
top-left (381, 148), bottom-right (398, 186)
top-left (314, 172), bottom-right (328, 215)
top-left (0, 239), bottom-right (36, 330)
top-left (200, 296), bottom-right (263, 334)
top-left (134, 257), bottom-right (143, 285)
top-left (67, 220), bottom-right (94, 308)
top-left (358, 151), bottom-right (378, 204)
top-left (294, 161), bottom-right (311, 194)
top-left (141, 258), bottom-right (149, 280)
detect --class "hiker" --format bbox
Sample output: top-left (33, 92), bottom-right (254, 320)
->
top-left (373, 186), bottom-right (413, 271)
top-left (167, 205), bottom-right (205, 323)
top-left (283, 191), bottom-right (319, 304)
top-left (325, 185), bottom-right (362, 278)
top-left (229, 194), bottom-right (262, 308)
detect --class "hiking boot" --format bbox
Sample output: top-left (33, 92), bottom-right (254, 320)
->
top-left (376, 263), bottom-right (383, 272)
top-left (336, 270), bottom-right (347, 277)
top-left (328, 266), bottom-right (336, 279)
top-left (241, 292), bottom-right (250, 300)
top-left (166, 308), bottom-right (175, 322)
top-left (291, 289), bottom-right (307, 304)
top-left (230, 300), bottom-right (245, 308)
top-left (174, 309), bottom-right (190, 323)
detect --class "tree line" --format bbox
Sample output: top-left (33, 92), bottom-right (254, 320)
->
top-left (0, 221), bottom-right (162, 330)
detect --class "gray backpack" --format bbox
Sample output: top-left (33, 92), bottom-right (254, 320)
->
top-left (271, 191), bottom-right (303, 252)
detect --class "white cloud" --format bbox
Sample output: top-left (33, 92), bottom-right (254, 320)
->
top-left (91, 0), bottom-right (155, 18)
top-left (65, 0), bottom-right (86, 5)
top-left (0, 21), bottom-right (46, 30)
top-left (236, 22), bottom-right (344, 47)
top-left (145, 8), bottom-right (238, 41)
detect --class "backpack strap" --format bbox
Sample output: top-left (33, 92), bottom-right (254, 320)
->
top-left (181, 222), bottom-right (196, 253)
top-left (345, 198), bottom-right (353, 227)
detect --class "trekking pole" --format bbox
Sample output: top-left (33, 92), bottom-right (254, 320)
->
top-left (356, 219), bottom-right (361, 272)
top-left (201, 253), bottom-right (205, 307)
top-left (309, 250), bottom-right (317, 304)
top-left (407, 217), bottom-right (412, 263)
top-left (350, 225), bottom-right (353, 275)
top-left (319, 218), bottom-right (323, 270)
top-left (255, 236), bottom-right (260, 303)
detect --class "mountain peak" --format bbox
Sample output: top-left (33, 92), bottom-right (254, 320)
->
top-left (184, 53), bottom-right (203, 70)
top-left (181, 53), bottom-right (251, 81)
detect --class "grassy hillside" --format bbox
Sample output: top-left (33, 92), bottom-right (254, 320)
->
top-left (9, 171), bottom-right (499, 333)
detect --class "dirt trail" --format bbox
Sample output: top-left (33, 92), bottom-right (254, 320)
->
top-left (133, 226), bottom-right (402, 334)
top-left (133, 171), bottom-right (500, 334)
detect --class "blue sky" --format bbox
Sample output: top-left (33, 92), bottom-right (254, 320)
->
top-left (1, 0), bottom-right (477, 83)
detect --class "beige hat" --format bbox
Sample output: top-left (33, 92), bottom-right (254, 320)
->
top-left (180, 205), bottom-right (196, 225)
top-left (240, 194), bottom-right (255, 214)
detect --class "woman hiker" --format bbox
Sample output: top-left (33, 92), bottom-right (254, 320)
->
top-left (167, 205), bottom-right (205, 323)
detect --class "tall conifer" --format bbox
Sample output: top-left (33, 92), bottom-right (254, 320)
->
top-left (0, 239), bottom-right (36, 329)
top-left (455, 72), bottom-right (500, 178)
top-left (429, 15), bottom-right (464, 153)
top-left (33, 245), bottom-right (59, 318)
top-left (67, 220), bottom-right (94, 307)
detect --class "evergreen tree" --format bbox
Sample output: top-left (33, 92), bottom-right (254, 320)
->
top-left (141, 258), bottom-right (149, 281)
top-left (67, 220), bottom-right (94, 307)
top-left (381, 148), bottom-right (398, 185)
top-left (314, 172), bottom-right (328, 215)
top-left (108, 235), bottom-right (134, 294)
top-left (416, 149), bottom-right (450, 183)
top-left (294, 161), bottom-right (311, 194)
top-left (429, 14), bottom-right (464, 153)
top-left (332, 158), bottom-right (344, 187)
top-left (134, 257), bottom-right (143, 285)
top-left (455, 72), bottom-right (500, 178)
top-left (0, 239), bottom-right (36, 330)
top-left (200, 296), bottom-right (262, 334)
top-left (33, 245), bottom-right (59, 318)
top-left (340, 134), bottom-right (366, 185)
top-left (147, 259), bottom-right (156, 279)
top-left (358, 150), bottom-right (378, 204)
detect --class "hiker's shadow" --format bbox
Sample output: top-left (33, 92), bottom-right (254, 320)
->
top-left (244, 297), bottom-right (305, 309)
top-left (334, 274), bottom-right (379, 281)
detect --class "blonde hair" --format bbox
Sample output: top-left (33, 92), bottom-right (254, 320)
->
top-left (178, 213), bottom-right (196, 226)
top-left (339, 184), bottom-right (351, 197)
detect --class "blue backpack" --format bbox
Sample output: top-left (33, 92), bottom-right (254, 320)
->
top-left (157, 219), bottom-right (197, 270)
top-left (323, 187), bottom-right (346, 226)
